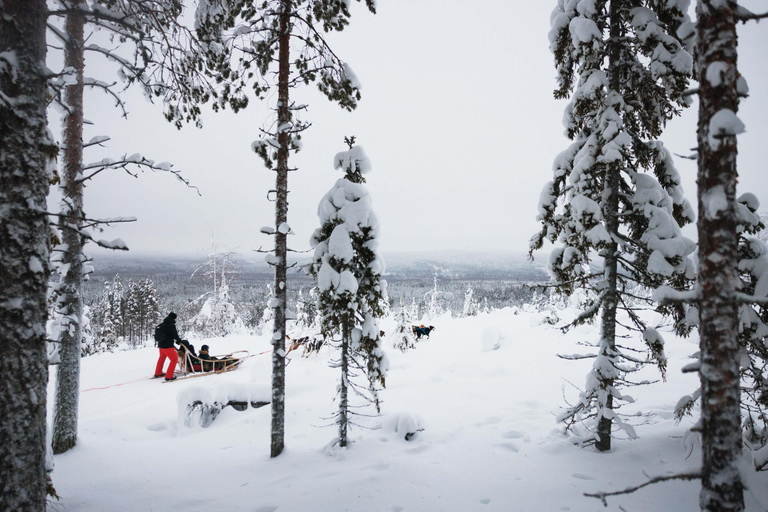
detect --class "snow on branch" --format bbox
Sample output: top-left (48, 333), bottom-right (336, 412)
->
top-left (584, 471), bottom-right (701, 506)
top-left (79, 154), bottom-right (200, 196)
top-left (736, 6), bottom-right (768, 22)
top-left (652, 285), bottom-right (699, 304)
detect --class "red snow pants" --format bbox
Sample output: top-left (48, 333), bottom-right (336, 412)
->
top-left (155, 347), bottom-right (178, 379)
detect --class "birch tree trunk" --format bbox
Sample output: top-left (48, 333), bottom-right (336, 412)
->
top-left (52, 11), bottom-right (86, 455)
top-left (270, 0), bottom-right (292, 459)
top-left (0, 0), bottom-right (51, 509)
top-left (695, 1), bottom-right (744, 510)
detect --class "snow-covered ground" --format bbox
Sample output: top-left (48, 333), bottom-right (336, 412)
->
top-left (47, 307), bottom-right (768, 511)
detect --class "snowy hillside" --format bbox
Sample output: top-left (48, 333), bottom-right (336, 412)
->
top-left (47, 307), bottom-right (768, 511)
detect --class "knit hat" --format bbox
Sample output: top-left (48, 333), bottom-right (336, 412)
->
top-left (201, 345), bottom-right (209, 352)
top-left (168, 312), bottom-right (177, 320)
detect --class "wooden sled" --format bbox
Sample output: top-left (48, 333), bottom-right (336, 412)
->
top-left (172, 346), bottom-right (250, 381)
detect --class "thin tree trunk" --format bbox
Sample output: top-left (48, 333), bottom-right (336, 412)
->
top-left (0, 0), bottom-right (51, 509)
top-left (339, 321), bottom-right (350, 448)
top-left (595, 0), bottom-right (623, 452)
top-left (52, 12), bottom-right (86, 456)
top-left (696, 2), bottom-right (743, 510)
top-left (270, 0), bottom-right (292, 459)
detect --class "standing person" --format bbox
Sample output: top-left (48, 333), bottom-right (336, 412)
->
top-left (154, 312), bottom-right (182, 381)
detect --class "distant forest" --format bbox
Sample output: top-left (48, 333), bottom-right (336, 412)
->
top-left (82, 252), bottom-right (550, 338)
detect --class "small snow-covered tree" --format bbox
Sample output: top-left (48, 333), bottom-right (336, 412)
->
top-left (190, 241), bottom-right (243, 337)
top-left (531, 0), bottom-right (696, 451)
top-left (309, 140), bottom-right (388, 448)
top-left (394, 299), bottom-right (417, 353)
top-left (462, 287), bottom-right (479, 317)
top-left (190, 273), bottom-right (246, 337)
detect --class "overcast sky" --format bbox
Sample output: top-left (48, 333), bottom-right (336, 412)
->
top-left (63, 1), bottom-right (768, 261)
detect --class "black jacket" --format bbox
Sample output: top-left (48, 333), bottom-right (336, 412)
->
top-left (158, 315), bottom-right (182, 349)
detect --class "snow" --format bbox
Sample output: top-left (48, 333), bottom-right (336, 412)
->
top-left (45, 308), bottom-right (768, 511)
top-left (569, 17), bottom-right (602, 46)
top-left (708, 109), bottom-right (746, 150)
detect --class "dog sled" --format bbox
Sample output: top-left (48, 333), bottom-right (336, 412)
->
top-left (171, 344), bottom-right (250, 381)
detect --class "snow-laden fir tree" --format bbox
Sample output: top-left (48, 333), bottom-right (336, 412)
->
top-left (394, 298), bottom-right (417, 353)
top-left (462, 287), bottom-right (479, 317)
top-left (0, 1), bottom-right (55, 508)
top-left (309, 140), bottom-right (388, 448)
top-left (194, 0), bottom-right (375, 457)
top-left (735, 195), bottom-right (768, 464)
top-left (530, 0), bottom-right (696, 451)
top-left (675, 194), bottom-right (768, 474)
top-left (190, 273), bottom-right (246, 337)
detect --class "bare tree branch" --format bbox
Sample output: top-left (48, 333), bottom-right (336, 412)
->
top-left (584, 472), bottom-right (701, 506)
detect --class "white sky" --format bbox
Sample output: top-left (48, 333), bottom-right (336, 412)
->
top-left (62, 1), bottom-right (768, 259)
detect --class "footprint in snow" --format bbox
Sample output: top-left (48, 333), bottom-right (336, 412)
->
top-left (497, 442), bottom-right (520, 452)
top-left (146, 422), bottom-right (167, 432)
top-left (501, 430), bottom-right (526, 439)
top-left (571, 473), bottom-right (597, 480)
top-left (474, 416), bottom-right (502, 427)
top-left (480, 498), bottom-right (491, 505)
top-left (255, 507), bottom-right (279, 512)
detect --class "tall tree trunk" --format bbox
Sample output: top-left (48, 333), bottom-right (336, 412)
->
top-left (52, 11), bottom-right (86, 455)
top-left (0, 0), bottom-right (51, 509)
top-left (595, 0), bottom-right (624, 452)
top-left (339, 321), bottom-right (350, 448)
top-left (270, 0), bottom-right (292, 459)
top-left (695, 2), bottom-right (743, 510)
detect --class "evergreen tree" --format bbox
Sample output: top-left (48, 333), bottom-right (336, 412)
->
top-left (676, 194), bottom-right (768, 474)
top-left (735, 195), bottom-right (768, 458)
top-left (309, 140), bottom-right (388, 448)
top-left (531, 0), bottom-right (696, 451)
top-left (394, 299), bottom-right (417, 353)
top-left (194, 0), bottom-right (375, 457)
top-left (0, 0), bottom-right (54, 508)
top-left (462, 287), bottom-right (479, 317)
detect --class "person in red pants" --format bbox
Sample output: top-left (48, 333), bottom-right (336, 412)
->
top-left (154, 312), bottom-right (183, 381)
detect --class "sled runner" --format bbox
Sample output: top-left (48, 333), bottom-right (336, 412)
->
top-left (165, 345), bottom-right (251, 382)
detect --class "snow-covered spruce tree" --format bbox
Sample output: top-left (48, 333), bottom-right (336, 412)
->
top-left (194, 0), bottom-right (375, 458)
top-left (190, 240), bottom-right (240, 337)
top-left (190, 273), bottom-right (246, 337)
top-left (530, 0), bottom-right (696, 451)
top-left (394, 298), bottom-right (417, 353)
top-left (0, 1), bottom-right (55, 508)
top-left (462, 286), bottom-right (479, 317)
top-left (675, 194), bottom-right (768, 472)
top-left (309, 140), bottom-right (388, 448)
top-left (735, 195), bottom-right (768, 463)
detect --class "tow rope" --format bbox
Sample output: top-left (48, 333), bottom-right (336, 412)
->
top-left (80, 349), bottom-right (272, 393)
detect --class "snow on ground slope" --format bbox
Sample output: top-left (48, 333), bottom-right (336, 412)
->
top-left (48, 308), bottom-right (768, 511)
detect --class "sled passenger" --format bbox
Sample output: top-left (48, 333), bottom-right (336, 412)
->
top-left (154, 312), bottom-right (183, 381)
top-left (198, 344), bottom-right (219, 372)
